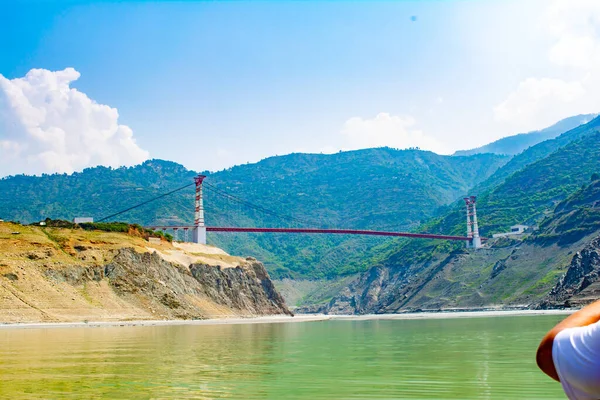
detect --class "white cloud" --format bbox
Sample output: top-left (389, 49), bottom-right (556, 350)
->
top-left (493, 78), bottom-right (586, 130)
top-left (549, 35), bottom-right (597, 69)
top-left (546, 0), bottom-right (600, 68)
top-left (494, 0), bottom-right (600, 132)
top-left (341, 112), bottom-right (447, 153)
top-left (0, 68), bottom-right (149, 176)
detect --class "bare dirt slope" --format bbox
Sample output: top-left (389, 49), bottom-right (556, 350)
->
top-left (0, 222), bottom-right (290, 323)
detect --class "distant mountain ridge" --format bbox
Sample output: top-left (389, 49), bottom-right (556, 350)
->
top-left (454, 114), bottom-right (597, 157)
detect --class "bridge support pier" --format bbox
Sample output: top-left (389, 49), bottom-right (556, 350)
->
top-left (193, 226), bottom-right (206, 245)
top-left (193, 174), bottom-right (207, 245)
top-left (464, 196), bottom-right (482, 249)
top-left (468, 236), bottom-right (482, 249)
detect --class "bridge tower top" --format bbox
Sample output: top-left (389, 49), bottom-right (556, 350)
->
top-left (194, 175), bottom-right (206, 187)
top-left (194, 175), bottom-right (206, 226)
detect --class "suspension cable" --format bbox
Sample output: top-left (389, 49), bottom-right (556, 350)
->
top-left (97, 182), bottom-right (195, 222)
top-left (204, 183), bottom-right (298, 222)
top-left (203, 182), bottom-right (319, 226)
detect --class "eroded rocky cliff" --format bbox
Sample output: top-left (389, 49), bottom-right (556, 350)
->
top-left (0, 222), bottom-right (291, 323)
top-left (45, 248), bottom-right (291, 320)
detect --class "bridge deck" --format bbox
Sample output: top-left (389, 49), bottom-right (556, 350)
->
top-left (146, 226), bottom-right (479, 241)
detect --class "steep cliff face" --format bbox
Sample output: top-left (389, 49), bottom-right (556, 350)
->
top-left (538, 236), bottom-right (600, 309)
top-left (299, 251), bottom-right (469, 315)
top-left (45, 249), bottom-right (291, 320)
top-left (299, 266), bottom-right (394, 314)
top-left (0, 222), bottom-right (291, 323)
top-left (189, 257), bottom-right (289, 316)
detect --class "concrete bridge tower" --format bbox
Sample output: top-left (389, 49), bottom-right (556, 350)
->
top-left (464, 196), bottom-right (482, 249)
top-left (192, 175), bottom-right (207, 244)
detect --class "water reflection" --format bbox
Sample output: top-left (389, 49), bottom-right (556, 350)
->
top-left (0, 316), bottom-right (567, 399)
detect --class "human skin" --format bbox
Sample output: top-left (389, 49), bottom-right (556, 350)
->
top-left (537, 300), bottom-right (600, 381)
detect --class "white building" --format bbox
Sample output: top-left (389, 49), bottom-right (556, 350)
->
top-left (73, 217), bottom-right (94, 224)
top-left (492, 224), bottom-right (529, 238)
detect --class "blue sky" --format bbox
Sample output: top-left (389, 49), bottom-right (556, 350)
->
top-left (1, 0), bottom-right (599, 175)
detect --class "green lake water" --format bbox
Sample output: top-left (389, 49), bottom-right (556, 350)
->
top-left (0, 315), bottom-right (567, 399)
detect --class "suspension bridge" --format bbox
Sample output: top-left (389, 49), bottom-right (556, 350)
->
top-left (99, 174), bottom-right (484, 249)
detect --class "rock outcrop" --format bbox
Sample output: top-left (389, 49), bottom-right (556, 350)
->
top-left (298, 251), bottom-right (464, 315)
top-left (189, 256), bottom-right (289, 316)
top-left (44, 248), bottom-right (292, 320)
top-left (0, 222), bottom-right (291, 323)
top-left (537, 236), bottom-right (600, 309)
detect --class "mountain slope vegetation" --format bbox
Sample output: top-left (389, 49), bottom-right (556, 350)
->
top-left (319, 123), bottom-right (600, 289)
top-left (0, 148), bottom-right (508, 280)
top-left (474, 115), bottom-right (600, 193)
top-left (307, 127), bottom-right (600, 312)
top-left (2, 115), bottom-right (599, 310)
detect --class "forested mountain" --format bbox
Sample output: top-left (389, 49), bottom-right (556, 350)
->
top-left (535, 177), bottom-right (600, 246)
top-left (330, 117), bottom-right (600, 280)
top-left (474, 115), bottom-right (600, 193)
top-left (308, 124), bottom-right (600, 313)
top-left (2, 114), bottom-right (600, 311)
top-left (309, 173), bottom-right (600, 313)
top-left (453, 114), bottom-right (596, 157)
top-left (536, 179), bottom-right (600, 308)
top-left (0, 161), bottom-right (198, 226)
top-left (0, 148), bottom-right (508, 279)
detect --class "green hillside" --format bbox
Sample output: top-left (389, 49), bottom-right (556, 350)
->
top-left (535, 176), bottom-right (600, 246)
top-left (479, 130), bottom-right (600, 234)
top-left (2, 115), bottom-right (597, 292)
top-left (0, 148), bottom-right (508, 279)
top-left (475, 115), bottom-right (600, 193)
top-left (379, 127), bottom-right (600, 266)
top-left (307, 126), bottom-right (600, 312)
top-left (0, 161), bottom-right (199, 226)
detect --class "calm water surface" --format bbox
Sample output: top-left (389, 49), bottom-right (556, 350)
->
top-left (0, 315), bottom-right (566, 399)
